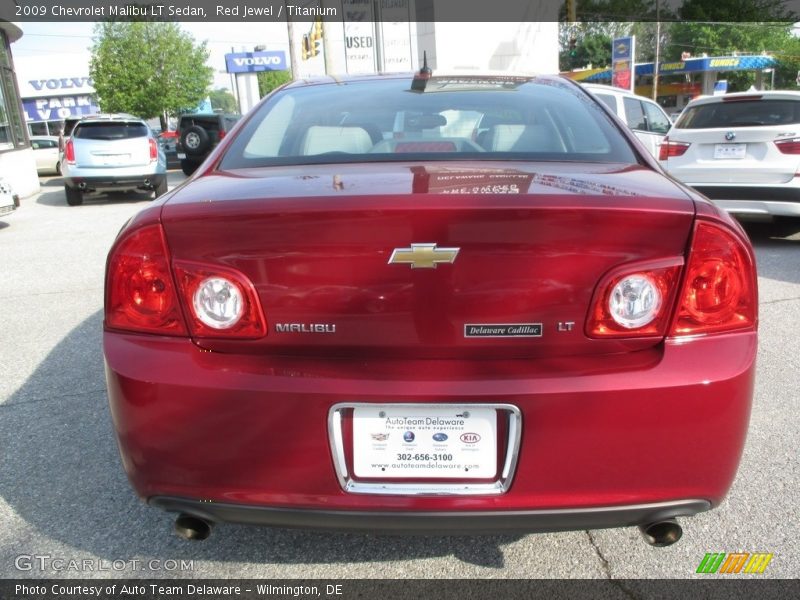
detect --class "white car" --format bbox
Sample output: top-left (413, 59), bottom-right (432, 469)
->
top-left (582, 83), bottom-right (672, 157)
top-left (31, 136), bottom-right (61, 175)
top-left (659, 90), bottom-right (800, 219)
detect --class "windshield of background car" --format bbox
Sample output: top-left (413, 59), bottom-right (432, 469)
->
top-left (675, 98), bottom-right (800, 129)
top-left (74, 122), bottom-right (149, 140)
top-left (219, 76), bottom-right (639, 169)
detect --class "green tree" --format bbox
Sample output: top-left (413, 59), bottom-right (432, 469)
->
top-left (209, 88), bottom-right (237, 113)
top-left (771, 35), bottom-right (800, 90)
top-left (257, 70), bottom-right (293, 97)
top-left (90, 22), bottom-right (213, 129)
top-left (559, 1), bottom-right (676, 71)
top-left (560, 33), bottom-right (612, 71)
top-left (668, 21), bottom-right (794, 90)
top-left (668, 0), bottom-right (797, 88)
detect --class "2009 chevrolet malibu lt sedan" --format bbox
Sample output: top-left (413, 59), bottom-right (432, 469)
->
top-left (104, 72), bottom-right (757, 545)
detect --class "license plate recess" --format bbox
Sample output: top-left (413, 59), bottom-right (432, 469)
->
top-left (328, 403), bottom-right (522, 495)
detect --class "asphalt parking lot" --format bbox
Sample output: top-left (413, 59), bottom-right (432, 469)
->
top-left (0, 172), bottom-right (798, 580)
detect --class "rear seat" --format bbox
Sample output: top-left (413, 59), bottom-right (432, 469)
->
top-left (300, 126), bottom-right (373, 155)
top-left (481, 124), bottom-right (563, 152)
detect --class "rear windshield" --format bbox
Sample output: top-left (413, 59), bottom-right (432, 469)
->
top-left (74, 122), bottom-right (149, 140)
top-left (220, 76), bottom-right (638, 169)
top-left (675, 99), bottom-right (800, 129)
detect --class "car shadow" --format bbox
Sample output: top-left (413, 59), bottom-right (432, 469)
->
top-left (36, 189), bottom-right (154, 208)
top-left (39, 176), bottom-right (65, 188)
top-left (1, 310), bottom-right (522, 572)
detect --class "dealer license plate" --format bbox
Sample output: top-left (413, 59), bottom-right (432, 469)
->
top-left (714, 143), bottom-right (746, 159)
top-left (177, 153), bottom-right (186, 159)
top-left (352, 406), bottom-right (497, 479)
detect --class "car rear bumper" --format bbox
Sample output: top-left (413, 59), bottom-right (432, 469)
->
top-left (690, 185), bottom-right (800, 217)
top-left (150, 496), bottom-right (710, 534)
top-left (64, 173), bottom-right (166, 192)
top-left (104, 330), bottom-right (756, 530)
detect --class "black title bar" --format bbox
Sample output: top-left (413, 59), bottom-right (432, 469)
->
top-left (3, 0), bottom-right (800, 22)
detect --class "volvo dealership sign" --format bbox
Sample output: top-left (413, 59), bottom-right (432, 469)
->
top-left (22, 96), bottom-right (100, 121)
top-left (225, 51), bottom-right (287, 74)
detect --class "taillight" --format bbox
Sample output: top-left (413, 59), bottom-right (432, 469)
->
top-left (774, 138), bottom-right (800, 154)
top-left (218, 130), bottom-right (226, 140)
top-left (149, 138), bottom-right (158, 162)
top-left (105, 224), bottom-right (187, 336)
top-left (587, 260), bottom-right (683, 338)
top-left (658, 137), bottom-right (690, 161)
top-left (64, 139), bottom-right (75, 165)
top-left (173, 262), bottom-right (266, 338)
top-left (671, 221), bottom-right (757, 336)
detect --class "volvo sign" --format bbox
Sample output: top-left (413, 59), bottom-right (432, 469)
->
top-left (225, 51), bottom-right (287, 74)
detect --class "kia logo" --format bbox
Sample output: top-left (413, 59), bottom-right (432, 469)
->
top-left (460, 433), bottom-right (481, 443)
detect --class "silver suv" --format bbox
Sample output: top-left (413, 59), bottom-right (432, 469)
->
top-left (61, 115), bottom-right (167, 206)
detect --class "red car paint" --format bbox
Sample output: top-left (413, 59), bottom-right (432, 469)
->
top-left (104, 74), bottom-right (757, 538)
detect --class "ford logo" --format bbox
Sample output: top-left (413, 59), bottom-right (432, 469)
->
top-left (432, 433), bottom-right (448, 442)
top-left (460, 433), bottom-right (481, 444)
top-left (403, 431), bottom-right (415, 442)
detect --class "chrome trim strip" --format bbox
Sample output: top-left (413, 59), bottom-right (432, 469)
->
top-left (328, 402), bottom-right (522, 496)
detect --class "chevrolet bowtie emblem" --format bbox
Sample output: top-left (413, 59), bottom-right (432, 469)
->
top-left (388, 243), bottom-right (460, 269)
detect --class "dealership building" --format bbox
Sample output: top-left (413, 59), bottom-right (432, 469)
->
top-left (13, 53), bottom-right (100, 137)
top-left (0, 21), bottom-right (39, 198)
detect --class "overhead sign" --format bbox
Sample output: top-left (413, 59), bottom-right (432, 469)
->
top-left (612, 36), bottom-right (635, 93)
top-left (224, 51), bottom-right (287, 74)
top-left (22, 95), bottom-right (100, 122)
top-left (658, 56), bottom-right (759, 75)
top-left (21, 77), bottom-right (95, 98)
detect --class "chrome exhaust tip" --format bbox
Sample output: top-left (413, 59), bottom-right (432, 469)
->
top-left (174, 514), bottom-right (212, 541)
top-left (639, 519), bottom-right (682, 547)
top-left (143, 179), bottom-right (151, 186)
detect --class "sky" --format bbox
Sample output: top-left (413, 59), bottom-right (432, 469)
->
top-left (12, 21), bottom-right (291, 92)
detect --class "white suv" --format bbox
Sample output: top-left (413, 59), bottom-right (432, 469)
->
top-left (659, 91), bottom-right (800, 219)
top-left (582, 83), bottom-right (672, 157)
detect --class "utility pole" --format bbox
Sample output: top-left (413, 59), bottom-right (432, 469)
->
top-left (566, 0), bottom-right (576, 22)
top-left (653, 0), bottom-right (660, 100)
top-left (322, 1), bottom-right (334, 75)
top-left (285, 2), bottom-right (298, 78)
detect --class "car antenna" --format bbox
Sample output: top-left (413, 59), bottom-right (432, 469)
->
top-left (411, 51), bottom-right (433, 92)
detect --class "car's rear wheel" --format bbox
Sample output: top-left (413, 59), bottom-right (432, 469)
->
top-left (181, 159), bottom-right (199, 176)
top-left (153, 178), bottom-right (168, 198)
top-left (64, 185), bottom-right (83, 206)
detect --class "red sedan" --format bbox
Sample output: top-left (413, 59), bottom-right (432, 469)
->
top-left (104, 73), bottom-right (757, 546)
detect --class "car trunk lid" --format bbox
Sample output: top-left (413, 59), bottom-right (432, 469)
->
top-left (161, 162), bottom-right (696, 359)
